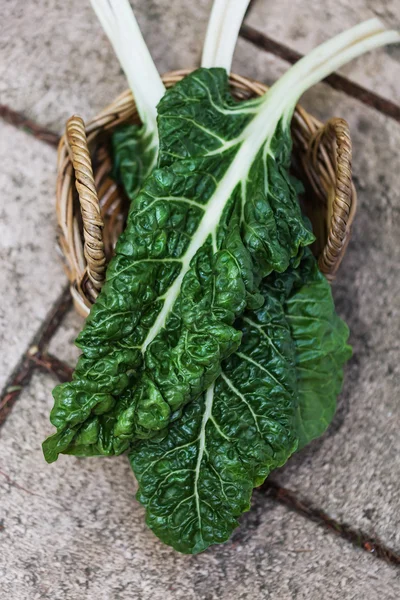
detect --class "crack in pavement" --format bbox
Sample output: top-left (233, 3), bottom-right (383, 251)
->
top-left (0, 104), bottom-right (60, 147)
top-left (261, 480), bottom-right (400, 567)
top-left (0, 285), bottom-right (72, 425)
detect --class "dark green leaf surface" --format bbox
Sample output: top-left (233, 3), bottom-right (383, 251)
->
top-left (130, 251), bottom-right (351, 554)
top-left (130, 288), bottom-right (299, 554)
top-left (284, 259), bottom-right (352, 449)
top-left (43, 68), bottom-right (314, 462)
top-left (111, 124), bottom-right (158, 203)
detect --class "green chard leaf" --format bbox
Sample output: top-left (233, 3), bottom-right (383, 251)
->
top-left (283, 256), bottom-right (352, 449)
top-left (130, 286), bottom-right (299, 554)
top-left (111, 124), bottom-right (158, 203)
top-left (43, 68), bottom-right (314, 462)
top-left (130, 250), bottom-right (351, 554)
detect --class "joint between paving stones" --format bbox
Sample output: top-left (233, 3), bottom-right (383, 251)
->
top-left (0, 285), bottom-right (72, 423)
top-left (262, 480), bottom-right (400, 567)
top-left (0, 104), bottom-right (61, 147)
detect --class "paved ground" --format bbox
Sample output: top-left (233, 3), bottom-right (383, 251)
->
top-left (1, 1), bottom-right (399, 599)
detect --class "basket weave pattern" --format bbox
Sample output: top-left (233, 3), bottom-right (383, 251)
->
top-left (56, 70), bottom-right (357, 317)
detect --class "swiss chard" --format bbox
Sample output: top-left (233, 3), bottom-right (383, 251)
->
top-left (111, 123), bottom-right (159, 204)
top-left (285, 261), bottom-right (353, 449)
top-left (43, 66), bottom-right (314, 462)
top-left (43, 16), bottom-right (399, 462)
top-left (129, 250), bottom-right (351, 554)
top-left (112, 0), bottom-right (252, 203)
top-left (41, 0), bottom-right (400, 556)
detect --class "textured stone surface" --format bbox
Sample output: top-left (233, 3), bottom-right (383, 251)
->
top-left (47, 309), bottom-right (84, 367)
top-left (232, 37), bottom-right (288, 84)
top-left (0, 374), bottom-right (399, 600)
top-left (0, 122), bottom-right (65, 391)
top-left (247, 0), bottom-right (400, 103)
top-left (0, 0), bottom-right (213, 133)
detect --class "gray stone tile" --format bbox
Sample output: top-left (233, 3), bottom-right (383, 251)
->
top-left (0, 122), bottom-right (65, 391)
top-left (47, 309), bottom-right (84, 367)
top-left (132, 0), bottom-right (213, 72)
top-left (1, 373), bottom-right (399, 600)
top-left (0, 0), bottom-right (213, 133)
top-left (247, 0), bottom-right (400, 103)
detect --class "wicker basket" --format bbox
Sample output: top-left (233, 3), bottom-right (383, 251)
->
top-left (56, 70), bottom-right (357, 317)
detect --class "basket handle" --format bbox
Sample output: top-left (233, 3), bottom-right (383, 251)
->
top-left (308, 117), bottom-right (356, 279)
top-left (66, 116), bottom-right (106, 293)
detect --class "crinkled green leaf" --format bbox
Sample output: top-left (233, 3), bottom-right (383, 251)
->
top-left (111, 124), bottom-right (158, 203)
top-left (283, 257), bottom-right (352, 449)
top-left (44, 68), bottom-right (314, 463)
top-left (130, 282), bottom-right (299, 554)
top-left (130, 251), bottom-right (351, 553)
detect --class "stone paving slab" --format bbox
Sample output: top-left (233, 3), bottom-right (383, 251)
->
top-left (47, 309), bottom-right (84, 367)
top-left (247, 0), bottom-right (400, 103)
top-left (1, 373), bottom-right (399, 600)
top-left (0, 0), bottom-right (213, 133)
top-left (232, 37), bottom-right (288, 85)
top-left (0, 122), bottom-right (65, 391)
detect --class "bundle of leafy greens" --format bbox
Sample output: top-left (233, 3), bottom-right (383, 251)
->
top-left (43, 0), bottom-right (399, 553)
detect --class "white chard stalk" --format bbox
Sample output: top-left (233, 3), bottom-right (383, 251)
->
top-left (90, 0), bottom-right (165, 138)
top-left (235, 19), bottom-right (400, 152)
top-left (276, 18), bottom-right (400, 119)
top-left (202, 0), bottom-right (251, 71)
